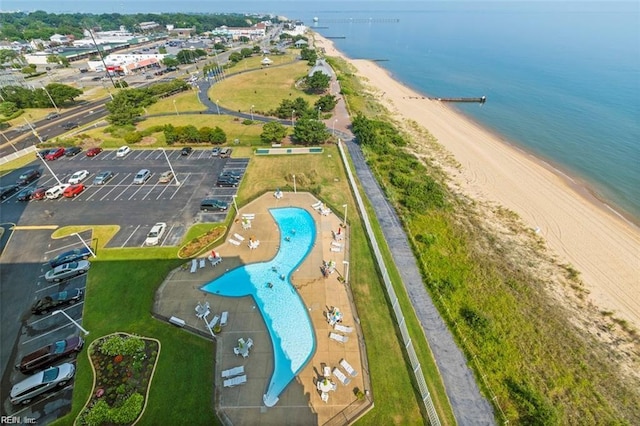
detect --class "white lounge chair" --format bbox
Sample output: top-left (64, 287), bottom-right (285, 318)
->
top-left (228, 238), bottom-right (241, 246)
top-left (242, 221), bottom-right (252, 230)
top-left (320, 208), bottom-right (332, 216)
top-left (233, 233), bottom-right (245, 241)
top-left (209, 256), bottom-right (223, 267)
top-left (332, 367), bottom-right (351, 385)
top-left (331, 241), bottom-right (343, 248)
top-left (190, 259), bottom-right (198, 273)
top-left (329, 332), bottom-right (348, 344)
top-left (334, 324), bottom-right (353, 333)
top-left (199, 258), bottom-right (205, 268)
top-left (323, 365), bottom-right (331, 378)
top-left (330, 247), bottom-right (342, 253)
top-left (246, 338), bottom-right (253, 349)
top-left (220, 311), bottom-right (228, 327)
top-left (340, 359), bottom-right (358, 377)
top-left (242, 213), bottom-right (255, 220)
top-left (311, 201), bottom-right (323, 210)
top-left (223, 375), bottom-right (247, 387)
top-left (221, 366), bottom-right (244, 378)
top-left (321, 392), bottom-right (329, 403)
top-left (233, 347), bottom-right (241, 356)
top-left (207, 315), bottom-right (220, 330)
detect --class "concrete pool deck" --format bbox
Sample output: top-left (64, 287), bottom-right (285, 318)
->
top-left (154, 192), bottom-right (370, 425)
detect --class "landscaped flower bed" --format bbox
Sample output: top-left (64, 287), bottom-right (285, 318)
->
top-left (77, 333), bottom-right (160, 426)
top-left (178, 226), bottom-right (226, 258)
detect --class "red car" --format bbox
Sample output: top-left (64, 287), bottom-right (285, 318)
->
top-left (45, 147), bottom-right (65, 161)
top-left (63, 183), bottom-right (85, 198)
top-left (86, 147), bottom-right (103, 157)
top-left (31, 187), bottom-right (49, 200)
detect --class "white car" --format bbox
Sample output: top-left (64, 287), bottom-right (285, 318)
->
top-left (144, 222), bottom-right (167, 246)
top-left (68, 170), bottom-right (89, 184)
top-left (44, 260), bottom-right (91, 282)
top-left (133, 169), bottom-right (151, 184)
top-left (45, 184), bottom-right (70, 200)
top-left (10, 363), bottom-right (75, 405)
top-left (116, 146), bottom-right (131, 157)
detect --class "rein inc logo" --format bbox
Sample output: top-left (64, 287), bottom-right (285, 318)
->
top-left (1, 417), bottom-right (36, 424)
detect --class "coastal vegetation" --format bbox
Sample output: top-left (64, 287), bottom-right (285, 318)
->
top-left (327, 55), bottom-right (640, 423)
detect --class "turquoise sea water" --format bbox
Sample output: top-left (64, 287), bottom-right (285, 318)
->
top-left (7, 1), bottom-right (639, 219)
top-left (201, 207), bottom-right (316, 407)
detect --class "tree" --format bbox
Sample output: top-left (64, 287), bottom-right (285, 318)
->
top-left (305, 71), bottom-right (330, 94)
top-left (293, 118), bottom-right (330, 146)
top-left (240, 48), bottom-right (253, 58)
top-left (228, 52), bottom-right (242, 63)
top-left (20, 64), bottom-right (37, 75)
top-left (314, 94), bottom-right (337, 112)
top-left (46, 83), bottom-right (83, 104)
top-left (162, 57), bottom-right (179, 68)
top-left (260, 121), bottom-right (288, 144)
top-left (300, 47), bottom-right (317, 65)
top-left (209, 126), bottom-right (226, 144)
top-left (0, 102), bottom-right (19, 116)
top-left (105, 89), bottom-right (153, 126)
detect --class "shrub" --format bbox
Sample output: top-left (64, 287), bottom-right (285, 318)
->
top-left (110, 393), bottom-right (144, 424)
top-left (123, 131), bottom-right (143, 144)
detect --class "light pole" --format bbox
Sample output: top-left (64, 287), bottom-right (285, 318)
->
top-left (0, 131), bottom-right (17, 152)
top-left (332, 119), bottom-right (338, 136)
top-left (342, 261), bottom-right (350, 284)
top-left (41, 84), bottom-right (60, 113)
top-left (159, 148), bottom-right (180, 185)
top-left (216, 99), bottom-right (220, 115)
top-left (292, 174), bottom-right (297, 193)
top-left (173, 99), bottom-right (179, 116)
top-left (342, 203), bottom-right (348, 227)
top-left (250, 105), bottom-right (254, 121)
top-left (291, 109), bottom-right (295, 126)
top-left (36, 147), bottom-right (63, 185)
top-left (232, 194), bottom-right (239, 214)
top-left (73, 232), bottom-right (96, 258)
top-left (52, 310), bottom-right (89, 336)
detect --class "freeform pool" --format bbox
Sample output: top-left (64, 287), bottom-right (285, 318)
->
top-left (201, 207), bottom-right (316, 407)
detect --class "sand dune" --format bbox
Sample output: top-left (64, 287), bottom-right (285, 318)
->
top-left (315, 34), bottom-right (640, 330)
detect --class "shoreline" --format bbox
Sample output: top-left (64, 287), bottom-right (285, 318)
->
top-left (313, 33), bottom-right (640, 330)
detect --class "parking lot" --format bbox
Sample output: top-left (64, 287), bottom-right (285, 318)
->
top-left (0, 231), bottom-right (91, 420)
top-left (1, 148), bottom-right (248, 418)
top-left (0, 148), bottom-right (248, 248)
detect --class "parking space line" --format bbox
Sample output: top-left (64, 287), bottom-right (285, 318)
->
top-left (36, 282), bottom-right (60, 293)
top-left (22, 321), bottom-right (78, 345)
top-left (140, 181), bottom-right (161, 200)
top-left (26, 302), bottom-right (84, 327)
top-left (128, 179), bottom-right (153, 200)
top-left (161, 225), bottom-right (175, 246)
top-left (121, 225), bottom-right (141, 247)
top-left (169, 174), bottom-right (189, 199)
top-left (133, 150), bottom-right (147, 160)
top-left (44, 241), bottom-right (85, 255)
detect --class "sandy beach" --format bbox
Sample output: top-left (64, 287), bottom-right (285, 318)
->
top-left (314, 34), bottom-right (640, 332)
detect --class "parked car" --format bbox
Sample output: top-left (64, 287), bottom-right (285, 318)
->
top-left (144, 222), bottom-right (167, 246)
top-left (44, 260), bottom-right (90, 282)
top-left (61, 122), bottom-right (79, 130)
top-left (210, 147), bottom-right (220, 157)
top-left (219, 147), bottom-right (232, 158)
top-left (180, 146), bottom-right (193, 156)
top-left (67, 170), bottom-right (89, 184)
top-left (45, 112), bottom-right (60, 120)
top-left (10, 363), bottom-right (75, 405)
top-left (31, 187), bottom-right (49, 200)
top-left (16, 169), bottom-right (41, 186)
top-left (45, 184), bottom-right (70, 200)
top-left (216, 176), bottom-right (239, 187)
top-left (200, 199), bottom-right (229, 211)
top-left (219, 170), bottom-right (242, 179)
top-left (93, 171), bottom-right (114, 185)
top-left (17, 188), bottom-right (34, 201)
top-left (116, 146), bottom-right (131, 157)
top-left (86, 147), bottom-right (103, 157)
top-left (64, 146), bottom-right (82, 157)
top-left (63, 184), bottom-right (85, 198)
top-left (0, 185), bottom-right (20, 200)
top-left (16, 337), bottom-right (84, 374)
top-left (158, 170), bottom-right (174, 183)
top-left (31, 288), bottom-right (83, 314)
top-left (49, 247), bottom-right (92, 268)
top-left (37, 148), bottom-right (54, 159)
top-left (133, 169), bottom-right (151, 184)
top-left (45, 148), bottom-right (65, 161)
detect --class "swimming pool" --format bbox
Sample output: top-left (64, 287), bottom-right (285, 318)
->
top-left (201, 207), bottom-right (317, 407)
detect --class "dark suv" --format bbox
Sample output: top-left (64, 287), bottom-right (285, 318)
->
top-left (200, 199), bottom-right (229, 211)
top-left (16, 336), bottom-right (84, 374)
top-left (31, 289), bottom-right (83, 315)
top-left (16, 169), bottom-right (41, 186)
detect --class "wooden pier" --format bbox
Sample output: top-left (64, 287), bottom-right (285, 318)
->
top-left (430, 96), bottom-right (487, 104)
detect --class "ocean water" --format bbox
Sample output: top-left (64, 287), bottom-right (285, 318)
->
top-left (5, 1), bottom-right (639, 219)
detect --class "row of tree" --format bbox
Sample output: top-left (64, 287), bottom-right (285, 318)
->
top-left (164, 124), bottom-right (227, 145)
top-left (0, 83), bottom-right (83, 112)
top-left (270, 95), bottom-right (337, 120)
top-left (0, 11), bottom-right (268, 42)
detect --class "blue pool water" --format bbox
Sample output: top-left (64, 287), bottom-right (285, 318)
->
top-left (201, 207), bottom-right (316, 407)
